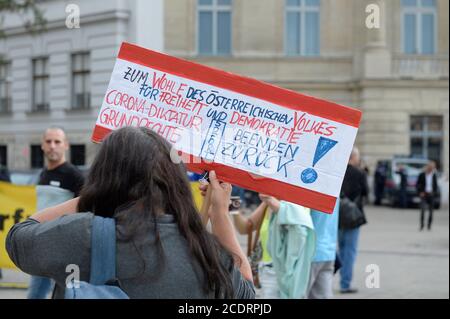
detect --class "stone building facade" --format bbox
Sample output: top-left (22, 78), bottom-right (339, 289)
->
top-left (0, 0), bottom-right (448, 202)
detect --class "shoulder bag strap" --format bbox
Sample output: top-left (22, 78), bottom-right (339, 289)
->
top-left (252, 207), bottom-right (267, 250)
top-left (89, 216), bottom-right (116, 285)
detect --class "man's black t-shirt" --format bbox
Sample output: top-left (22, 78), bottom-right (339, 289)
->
top-left (39, 162), bottom-right (85, 196)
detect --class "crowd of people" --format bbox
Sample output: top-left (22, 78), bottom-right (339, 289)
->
top-left (1, 125), bottom-right (441, 299)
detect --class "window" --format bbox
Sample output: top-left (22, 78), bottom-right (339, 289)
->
top-left (30, 145), bottom-right (44, 169)
top-left (285, 0), bottom-right (320, 56)
top-left (197, 0), bottom-right (232, 56)
top-left (32, 57), bottom-right (50, 111)
top-left (70, 144), bottom-right (85, 166)
top-left (0, 145), bottom-right (6, 167)
top-left (0, 61), bottom-right (12, 113)
top-left (410, 115), bottom-right (443, 169)
top-left (71, 53), bottom-right (90, 109)
top-left (402, 0), bottom-right (437, 54)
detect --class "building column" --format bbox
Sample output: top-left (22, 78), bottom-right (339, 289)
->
top-left (129, 0), bottom-right (164, 52)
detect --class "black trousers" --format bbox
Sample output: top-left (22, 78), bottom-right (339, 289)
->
top-left (398, 189), bottom-right (407, 208)
top-left (420, 193), bottom-right (434, 229)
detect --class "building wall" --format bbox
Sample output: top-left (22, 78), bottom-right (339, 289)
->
top-left (163, 0), bottom-right (449, 203)
top-left (0, 0), bottom-right (448, 202)
top-left (0, 0), bottom-right (162, 169)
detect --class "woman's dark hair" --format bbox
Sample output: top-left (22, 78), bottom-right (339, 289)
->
top-left (78, 126), bottom-right (234, 298)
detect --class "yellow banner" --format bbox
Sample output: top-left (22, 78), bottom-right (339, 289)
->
top-left (0, 182), bottom-right (37, 268)
top-left (190, 181), bottom-right (204, 211)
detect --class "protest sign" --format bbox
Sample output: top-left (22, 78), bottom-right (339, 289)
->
top-left (92, 42), bottom-right (362, 213)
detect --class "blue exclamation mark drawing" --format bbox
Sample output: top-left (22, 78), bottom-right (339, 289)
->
top-left (301, 136), bottom-right (338, 184)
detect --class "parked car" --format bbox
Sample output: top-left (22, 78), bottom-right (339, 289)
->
top-left (375, 157), bottom-right (441, 209)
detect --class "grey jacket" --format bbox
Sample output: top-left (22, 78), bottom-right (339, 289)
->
top-left (6, 212), bottom-right (255, 299)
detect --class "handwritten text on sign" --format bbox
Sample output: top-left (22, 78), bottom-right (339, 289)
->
top-left (93, 43), bottom-right (361, 212)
